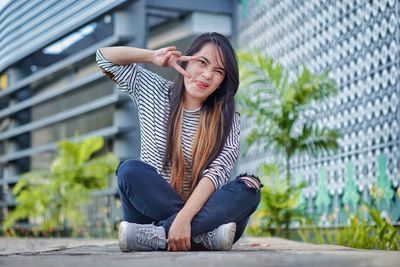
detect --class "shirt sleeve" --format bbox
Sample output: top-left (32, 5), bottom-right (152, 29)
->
top-left (201, 112), bottom-right (241, 190)
top-left (95, 48), bottom-right (172, 101)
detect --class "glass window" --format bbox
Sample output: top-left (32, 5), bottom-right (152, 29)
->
top-left (0, 73), bottom-right (8, 90)
top-left (0, 141), bottom-right (4, 155)
top-left (14, 14), bottom-right (114, 78)
top-left (0, 95), bottom-right (10, 111)
top-left (31, 124), bottom-right (114, 170)
top-left (32, 79), bottom-right (114, 121)
top-left (64, 105), bottom-right (114, 137)
top-left (31, 105), bottom-right (114, 148)
top-left (30, 151), bottom-right (56, 171)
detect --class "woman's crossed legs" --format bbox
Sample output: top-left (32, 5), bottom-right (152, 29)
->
top-left (116, 160), bottom-right (262, 247)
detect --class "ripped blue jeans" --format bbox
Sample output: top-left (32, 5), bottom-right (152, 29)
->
top-left (116, 160), bottom-right (263, 249)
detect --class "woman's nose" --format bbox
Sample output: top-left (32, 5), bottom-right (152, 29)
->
top-left (201, 70), bottom-right (212, 80)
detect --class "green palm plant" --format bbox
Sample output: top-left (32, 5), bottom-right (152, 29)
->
top-left (3, 136), bottom-right (119, 236)
top-left (237, 51), bottom-right (340, 237)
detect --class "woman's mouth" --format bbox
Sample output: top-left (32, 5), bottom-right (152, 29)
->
top-left (195, 81), bottom-right (209, 89)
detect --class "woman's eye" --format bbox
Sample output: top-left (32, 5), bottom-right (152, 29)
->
top-left (199, 60), bottom-right (206, 65)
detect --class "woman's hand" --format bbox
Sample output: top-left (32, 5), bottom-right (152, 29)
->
top-left (167, 213), bottom-right (192, 251)
top-left (152, 46), bottom-right (199, 78)
top-left (166, 179), bottom-right (215, 251)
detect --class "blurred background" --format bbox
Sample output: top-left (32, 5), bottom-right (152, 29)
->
top-left (0, 0), bottom-right (398, 246)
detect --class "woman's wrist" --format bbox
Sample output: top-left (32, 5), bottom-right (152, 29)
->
top-left (145, 49), bottom-right (156, 64)
top-left (128, 47), bottom-right (155, 64)
top-left (99, 46), bottom-right (155, 65)
top-left (177, 210), bottom-right (194, 221)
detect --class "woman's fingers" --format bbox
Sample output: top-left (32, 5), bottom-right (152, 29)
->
top-left (178, 238), bottom-right (190, 251)
top-left (162, 54), bottom-right (171, 66)
top-left (167, 238), bottom-right (190, 251)
top-left (177, 55), bottom-right (200, 62)
top-left (186, 238), bottom-right (191, 251)
top-left (173, 241), bottom-right (185, 251)
top-left (163, 46), bottom-right (177, 52)
top-left (158, 51), bottom-right (196, 78)
top-left (168, 240), bottom-right (177, 251)
top-left (160, 51), bottom-right (180, 66)
top-left (180, 238), bottom-right (188, 251)
top-left (172, 62), bottom-right (191, 78)
top-left (182, 242), bottom-right (188, 251)
top-left (170, 51), bottom-right (182, 57)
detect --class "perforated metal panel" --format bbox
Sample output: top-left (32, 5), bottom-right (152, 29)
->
top-left (237, 0), bottom-right (400, 225)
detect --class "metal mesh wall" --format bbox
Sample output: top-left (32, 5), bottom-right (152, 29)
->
top-left (237, 0), bottom-right (399, 225)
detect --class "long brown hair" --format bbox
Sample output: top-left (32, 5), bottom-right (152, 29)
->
top-left (162, 33), bottom-right (239, 198)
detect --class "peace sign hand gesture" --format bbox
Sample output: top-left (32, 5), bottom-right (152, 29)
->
top-left (152, 46), bottom-right (199, 78)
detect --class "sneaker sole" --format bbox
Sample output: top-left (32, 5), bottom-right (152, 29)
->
top-left (220, 222), bottom-right (236, 251)
top-left (118, 221), bottom-right (130, 252)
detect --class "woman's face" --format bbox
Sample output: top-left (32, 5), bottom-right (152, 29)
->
top-left (183, 43), bottom-right (225, 107)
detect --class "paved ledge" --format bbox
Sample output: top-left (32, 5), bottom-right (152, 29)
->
top-left (0, 237), bottom-right (399, 267)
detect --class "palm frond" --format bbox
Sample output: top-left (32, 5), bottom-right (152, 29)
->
top-left (238, 49), bottom-right (340, 161)
top-left (291, 68), bottom-right (337, 107)
top-left (296, 124), bottom-right (340, 157)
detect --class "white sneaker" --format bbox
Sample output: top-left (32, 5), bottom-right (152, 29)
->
top-left (118, 221), bottom-right (167, 252)
top-left (193, 222), bottom-right (236, 250)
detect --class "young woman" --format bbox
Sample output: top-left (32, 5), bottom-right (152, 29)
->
top-left (96, 32), bottom-right (262, 252)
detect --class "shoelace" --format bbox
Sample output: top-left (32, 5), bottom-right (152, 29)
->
top-left (136, 227), bottom-right (166, 250)
top-left (195, 230), bottom-right (216, 250)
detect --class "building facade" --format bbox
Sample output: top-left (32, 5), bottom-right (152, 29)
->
top-left (236, 0), bottom-right (399, 225)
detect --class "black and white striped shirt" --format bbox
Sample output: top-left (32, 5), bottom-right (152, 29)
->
top-left (96, 49), bottom-right (240, 200)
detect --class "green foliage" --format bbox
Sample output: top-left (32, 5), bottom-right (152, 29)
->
top-left (237, 51), bottom-right (340, 159)
top-left (298, 203), bottom-right (400, 251)
top-left (246, 163), bottom-right (306, 237)
top-left (368, 207), bottom-right (399, 250)
top-left (298, 184), bottom-right (400, 251)
top-left (3, 136), bottom-right (119, 236)
top-left (238, 51), bottom-right (340, 236)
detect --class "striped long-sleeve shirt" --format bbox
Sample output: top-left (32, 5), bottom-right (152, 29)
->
top-left (96, 49), bottom-right (240, 201)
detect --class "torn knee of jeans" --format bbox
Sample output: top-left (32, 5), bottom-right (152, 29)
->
top-left (237, 174), bottom-right (263, 191)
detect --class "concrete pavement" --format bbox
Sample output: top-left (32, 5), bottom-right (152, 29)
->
top-left (0, 237), bottom-right (399, 266)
